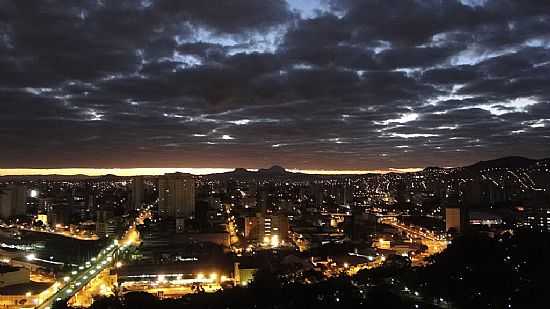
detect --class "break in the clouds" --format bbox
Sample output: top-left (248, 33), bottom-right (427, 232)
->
top-left (0, 0), bottom-right (549, 170)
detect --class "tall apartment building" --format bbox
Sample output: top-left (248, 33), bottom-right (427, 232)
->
top-left (445, 207), bottom-right (463, 233)
top-left (244, 213), bottom-right (289, 244)
top-left (0, 185), bottom-right (26, 220)
top-left (444, 189), bottom-right (468, 233)
top-left (158, 173), bottom-right (195, 218)
top-left (96, 209), bottom-right (121, 238)
top-left (131, 176), bottom-right (145, 210)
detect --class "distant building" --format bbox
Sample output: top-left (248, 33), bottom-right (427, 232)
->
top-left (46, 199), bottom-right (73, 228)
top-left (518, 208), bottom-right (550, 232)
top-left (36, 214), bottom-right (48, 226)
top-left (130, 176), bottom-right (145, 211)
top-left (333, 182), bottom-right (351, 205)
top-left (244, 216), bottom-right (259, 239)
top-left (344, 211), bottom-right (378, 241)
top-left (158, 173), bottom-right (195, 218)
top-left (468, 211), bottom-right (503, 226)
top-left (0, 186), bottom-right (26, 220)
top-left (445, 208), bottom-right (463, 233)
top-left (444, 190), bottom-right (468, 233)
top-left (96, 209), bottom-right (121, 238)
top-left (234, 262), bottom-right (257, 286)
top-left (310, 183), bottom-right (323, 208)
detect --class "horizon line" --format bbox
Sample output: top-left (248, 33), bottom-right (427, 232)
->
top-left (0, 167), bottom-right (426, 177)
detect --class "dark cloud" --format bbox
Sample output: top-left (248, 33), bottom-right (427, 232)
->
top-left (332, 0), bottom-right (484, 46)
top-left (0, 0), bottom-right (549, 169)
top-left (374, 47), bottom-right (459, 69)
top-left (154, 0), bottom-right (293, 34)
top-left (421, 67), bottom-right (482, 85)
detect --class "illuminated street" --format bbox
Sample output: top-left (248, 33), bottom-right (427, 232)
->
top-left (35, 212), bottom-right (145, 309)
top-left (380, 217), bottom-right (448, 266)
top-left (1, 3), bottom-right (550, 307)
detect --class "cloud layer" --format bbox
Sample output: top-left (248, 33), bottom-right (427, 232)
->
top-left (0, 0), bottom-right (549, 169)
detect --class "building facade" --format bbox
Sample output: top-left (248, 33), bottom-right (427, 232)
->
top-left (131, 176), bottom-right (144, 210)
top-left (244, 213), bottom-right (289, 244)
top-left (158, 173), bottom-right (195, 218)
top-left (0, 186), bottom-right (26, 220)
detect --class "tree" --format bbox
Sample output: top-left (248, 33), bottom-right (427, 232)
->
top-left (124, 292), bottom-right (158, 308)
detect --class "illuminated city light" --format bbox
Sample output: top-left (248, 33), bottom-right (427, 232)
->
top-left (1, 2), bottom-right (548, 309)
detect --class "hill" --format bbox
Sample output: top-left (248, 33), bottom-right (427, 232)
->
top-left (464, 156), bottom-right (539, 171)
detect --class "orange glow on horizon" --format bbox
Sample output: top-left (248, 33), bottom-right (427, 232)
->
top-left (0, 167), bottom-right (424, 176)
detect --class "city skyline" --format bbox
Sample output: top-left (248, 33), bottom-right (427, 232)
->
top-left (1, 0), bottom-right (549, 170)
top-left (1, 1), bottom-right (549, 308)
top-left (0, 166), bottom-right (428, 176)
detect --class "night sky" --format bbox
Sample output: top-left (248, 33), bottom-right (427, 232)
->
top-left (1, 0), bottom-right (549, 171)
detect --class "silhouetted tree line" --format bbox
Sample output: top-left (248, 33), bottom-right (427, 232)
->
top-left (354, 230), bottom-right (550, 308)
top-left (54, 268), bottom-right (429, 309)
top-left (411, 230), bottom-right (550, 308)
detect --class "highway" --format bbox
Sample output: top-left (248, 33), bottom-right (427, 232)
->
top-left (379, 217), bottom-right (448, 265)
top-left (36, 215), bottom-right (143, 309)
top-left (379, 217), bottom-right (445, 241)
top-left (0, 224), bottom-right (98, 241)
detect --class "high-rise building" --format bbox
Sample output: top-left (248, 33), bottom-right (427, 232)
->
top-left (334, 182), bottom-right (351, 206)
top-left (244, 213), bottom-right (289, 245)
top-left (47, 204), bottom-right (72, 228)
top-left (445, 207), bottom-right (463, 233)
top-left (96, 209), bottom-right (121, 238)
top-left (263, 214), bottom-right (289, 242)
top-left (158, 173), bottom-right (195, 218)
top-left (518, 208), bottom-right (550, 232)
top-left (0, 185), bottom-right (26, 220)
top-left (345, 210), bottom-right (378, 241)
top-left (443, 187), bottom-right (469, 233)
top-left (310, 183), bottom-right (323, 208)
top-left (131, 176), bottom-right (145, 210)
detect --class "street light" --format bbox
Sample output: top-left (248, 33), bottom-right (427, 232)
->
top-left (209, 272), bottom-right (218, 281)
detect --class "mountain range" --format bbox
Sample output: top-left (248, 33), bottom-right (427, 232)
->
top-left (0, 156), bottom-right (548, 180)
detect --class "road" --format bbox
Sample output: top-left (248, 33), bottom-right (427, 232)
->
top-left (0, 224), bottom-right (98, 241)
top-left (36, 215), bottom-right (143, 309)
top-left (379, 217), bottom-right (448, 265)
top-left (379, 218), bottom-right (445, 242)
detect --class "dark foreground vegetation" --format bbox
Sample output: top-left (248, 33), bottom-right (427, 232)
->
top-left (54, 230), bottom-right (550, 309)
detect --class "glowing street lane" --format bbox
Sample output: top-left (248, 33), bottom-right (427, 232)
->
top-left (36, 218), bottom-right (143, 309)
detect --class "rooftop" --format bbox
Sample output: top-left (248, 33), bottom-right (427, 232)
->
top-left (0, 263), bottom-right (20, 274)
top-left (0, 282), bottom-right (50, 295)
